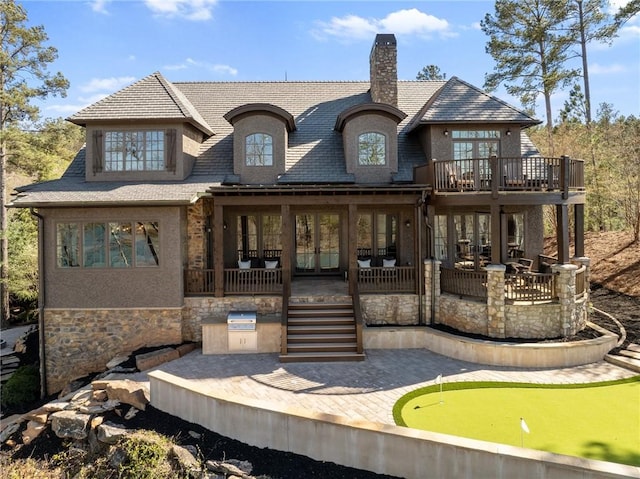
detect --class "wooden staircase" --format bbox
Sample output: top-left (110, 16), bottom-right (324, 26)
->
top-left (280, 300), bottom-right (365, 362)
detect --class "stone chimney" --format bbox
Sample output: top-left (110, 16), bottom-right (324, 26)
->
top-left (369, 33), bottom-right (398, 107)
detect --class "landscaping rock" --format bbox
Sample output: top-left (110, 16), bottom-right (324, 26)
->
top-left (206, 459), bottom-right (255, 478)
top-left (106, 355), bottom-right (130, 369)
top-left (171, 444), bottom-right (200, 475)
top-left (93, 379), bottom-right (150, 411)
top-left (24, 408), bottom-right (49, 424)
top-left (135, 347), bottom-right (180, 371)
top-left (0, 423), bottom-right (20, 444)
top-left (22, 420), bottom-right (46, 445)
top-left (51, 410), bottom-right (91, 440)
top-left (96, 421), bottom-right (129, 445)
top-left (177, 343), bottom-right (197, 357)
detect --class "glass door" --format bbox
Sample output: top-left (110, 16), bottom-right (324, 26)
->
top-left (295, 213), bottom-right (340, 274)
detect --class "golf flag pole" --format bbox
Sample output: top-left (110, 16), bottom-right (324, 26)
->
top-left (435, 374), bottom-right (443, 404)
top-left (520, 417), bottom-right (530, 447)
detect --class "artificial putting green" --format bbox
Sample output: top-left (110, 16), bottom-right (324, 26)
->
top-left (393, 376), bottom-right (640, 466)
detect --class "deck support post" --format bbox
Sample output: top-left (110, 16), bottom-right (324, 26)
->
top-left (557, 204), bottom-right (570, 264)
top-left (213, 203), bottom-right (224, 297)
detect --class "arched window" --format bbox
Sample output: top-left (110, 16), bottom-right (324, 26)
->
top-left (358, 132), bottom-right (386, 166)
top-left (245, 133), bottom-right (273, 166)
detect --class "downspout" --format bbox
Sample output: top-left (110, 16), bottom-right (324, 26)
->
top-left (416, 199), bottom-right (423, 325)
top-left (30, 208), bottom-right (46, 399)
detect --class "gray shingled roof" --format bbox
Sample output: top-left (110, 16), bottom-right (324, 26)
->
top-left (12, 74), bottom-right (540, 207)
top-left (67, 72), bottom-right (214, 136)
top-left (407, 77), bottom-right (541, 130)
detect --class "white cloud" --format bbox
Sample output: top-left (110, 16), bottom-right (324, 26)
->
top-left (90, 0), bottom-right (110, 15)
top-left (380, 9), bottom-right (452, 37)
top-left (79, 77), bottom-right (136, 93)
top-left (313, 8), bottom-right (454, 41)
top-left (163, 58), bottom-right (238, 76)
top-left (144, 0), bottom-right (217, 21)
top-left (590, 63), bottom-right (627, 74)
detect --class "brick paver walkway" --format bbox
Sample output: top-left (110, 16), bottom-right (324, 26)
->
top-left (139, 349), bottom-right (636, 425)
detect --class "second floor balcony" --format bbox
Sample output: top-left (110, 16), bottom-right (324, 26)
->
top-left (423, 156), bottom-right (585, 196)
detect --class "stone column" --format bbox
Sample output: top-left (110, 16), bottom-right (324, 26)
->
top-left (552, 263), bottom-right (580, 336)
top-left (423, 259), bottom-right (440, 324)
top-left (485, 264), bottom-right (506, 338)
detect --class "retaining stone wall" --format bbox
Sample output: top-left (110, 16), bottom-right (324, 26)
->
top-left (360, 294), bottom-right (420, 326)
top-left (436, 295), bottom-right (488, 335)
top-left (44, 308), bottom-right (182, 395)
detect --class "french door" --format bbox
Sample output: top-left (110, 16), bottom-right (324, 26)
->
top-left (294, 213), bottom-right (340, 274)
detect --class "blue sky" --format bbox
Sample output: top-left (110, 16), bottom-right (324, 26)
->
top-left (21, 0), bottom-right (640, 123)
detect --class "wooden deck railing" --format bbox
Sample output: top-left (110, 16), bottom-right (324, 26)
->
top-left (184, 269), bottom-right (215, 296)
top-left (440, 268), bottom-right (488, 299)
top-left (432, 156), bottom-right (585, 193)
top-left (505, 272), bottom-right (557, 302)
top-left (357, 266), bottom-right (415, 293)
top-left (225, 268), bottom-right (283, 294)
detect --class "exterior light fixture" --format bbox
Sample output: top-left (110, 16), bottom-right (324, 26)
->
top-left (443, 129), bottom-right (449, 137)
top-left (405, 220), bottom-right (411, 228)
top-left (506, 128), bottom-right (511, 136)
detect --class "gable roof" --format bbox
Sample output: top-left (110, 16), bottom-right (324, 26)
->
top-left (67, 72), bottom-right (214, 136)
top-left (407, 76), bottom-right (541, 131)
top-left (12, 75), bottom-right (541, 208)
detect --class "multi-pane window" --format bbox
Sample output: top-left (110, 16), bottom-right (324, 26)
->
top-left (245, 133), bottom-right (273, 166)
top-left (57, 221), bottom-right (159, 268)
top-left (358, 132), bottom-right (386, 166)
top-left (434, 215), bottom-right (447, 261)
top-left (104, 130), bottom-right (165, 171)
top-left (356, 212), bottom-right (397, 258)
top-left (237, 214), bottom-right (282, 259)
top-left (452, 130), bottom-right (500, 160)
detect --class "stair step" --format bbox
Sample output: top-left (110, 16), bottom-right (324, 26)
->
top-left (288, 302), bottom-right (352, 309)
top-left (605, 353), bottom-right (640, 373)
top-left (288, 310), bottom-right (354, 318)
top-left (0, 355), bottom-right (19, 365)
top-left (279, 351), bottom-right (366, 363)
top-left (627, 343), bottom-right (640, 353)
top-left (287, 324), bottom-right (355, 334)
top-left (288, 318), bottom-right (354, 327)
top-left (287, 342), bottom-right (358, 353)
top-left (619, 349), bottom-right (640, 360)
top-left (287, 333), bottom-right (356, 343)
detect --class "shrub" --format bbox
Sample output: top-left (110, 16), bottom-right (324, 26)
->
top-left (1, 364), bottom-right (40, 409)
top-left (116, 431), bottom-right (176, 479)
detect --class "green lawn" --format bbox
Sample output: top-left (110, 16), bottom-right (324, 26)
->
top-left (393, 377), bottom-right (640, 466)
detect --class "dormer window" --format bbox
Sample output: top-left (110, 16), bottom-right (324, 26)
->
top-left (358, 132), bottom-right (386, 166)
top-left (246, 133), bottom-right (273, 166)
top-left (104, 130), bottom-right (165, 171)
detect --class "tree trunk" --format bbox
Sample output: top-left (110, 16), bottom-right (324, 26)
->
top-left (0, 141), bottom-right (9, 328)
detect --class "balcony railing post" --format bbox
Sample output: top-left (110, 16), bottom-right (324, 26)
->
top-left (490, 155), bottom-right (499, 199)
top-left (561, 155), bottom-right (570, 199)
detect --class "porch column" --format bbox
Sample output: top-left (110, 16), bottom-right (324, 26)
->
top-left (490, 204), bottom-right (501, 264)
top-left (574, 204), bottom-right (585, 258)
top-left (552, 263), bottom-right (582, 336)
top-left (557, 204), bottom-right (570, 263)
top-left (485, 264), bottom-right (506, 338)
top-left (348, 204), bottom-right (357, 295)
top-left (213, 203), bottom-right (224, 298)
top-left (281, 204), bottom-right (291, 295)
top-left (423, 259), bottom-right (441, 325)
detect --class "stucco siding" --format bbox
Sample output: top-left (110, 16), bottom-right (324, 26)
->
top-left (42, 206), bottom-right (184, 309)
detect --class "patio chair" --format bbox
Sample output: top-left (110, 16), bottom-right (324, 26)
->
top-left (445, 163), bottom-right (474, 191)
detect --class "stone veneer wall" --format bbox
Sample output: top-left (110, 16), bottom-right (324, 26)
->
top-left (360, 294), bottom-right (421, 326)
top-left (436, 296), bottom-right (488, 335)
top-left (187, 201), bottom-right (206, 270)
top-left (434, 262), bottom-right (589, 339)
top-left (182, 296), bottom-right (282, 343)
top-left (43, 308), bottom-right (183, 395)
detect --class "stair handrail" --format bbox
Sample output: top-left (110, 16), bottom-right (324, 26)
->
top-left (280, 277), bottom-right (290, 355)
top-left (352, 279), bottom-right (364, 355)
